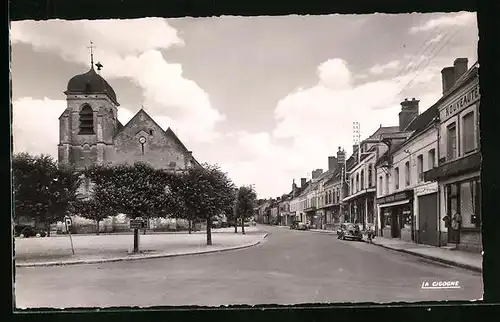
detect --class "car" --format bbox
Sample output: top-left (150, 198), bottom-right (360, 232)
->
top-left (15, 225), bottom-right (47, 238)
top-left (337, 223), bottom-right (363, 241)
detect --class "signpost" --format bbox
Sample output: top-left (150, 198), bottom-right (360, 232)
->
top-left (131, 217), bottom-right (145, 253)
top-left (64, 215), bottom-right (75, 255)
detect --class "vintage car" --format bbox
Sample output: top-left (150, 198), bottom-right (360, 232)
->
top-left (15, 225), bottom-right (47, 238)
top-left (337, 223), bottom-right (363, 241)
top-left (290, 221), bottom-right (309, 230)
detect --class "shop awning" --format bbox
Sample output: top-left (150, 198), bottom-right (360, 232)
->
top-left (342, 188), bottom-right (376, 202)
top-left (424, 152), bottom-right (480, 182)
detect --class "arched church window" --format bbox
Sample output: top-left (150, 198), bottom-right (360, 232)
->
top-left (79, 105), bottom-right (94, 134)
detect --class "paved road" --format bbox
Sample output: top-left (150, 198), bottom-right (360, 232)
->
top-left (14, 225), bottom-right (482, 308)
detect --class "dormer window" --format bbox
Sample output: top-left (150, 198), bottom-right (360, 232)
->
top-left (79, 105), bottom-right (94, 134)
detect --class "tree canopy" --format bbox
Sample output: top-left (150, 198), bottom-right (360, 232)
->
top-left (13, 153), bottom-right (81, 227)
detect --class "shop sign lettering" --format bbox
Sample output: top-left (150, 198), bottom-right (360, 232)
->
top-left (376, 191), bottom-right (412, 204)
top-left (440, 84), bottom-right (480, 121)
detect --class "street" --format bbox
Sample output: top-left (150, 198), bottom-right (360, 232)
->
top-left (14, 225), bottom-right (483, 308)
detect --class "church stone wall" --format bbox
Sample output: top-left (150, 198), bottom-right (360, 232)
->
top-left (113, 110), bottom-right (187, 170)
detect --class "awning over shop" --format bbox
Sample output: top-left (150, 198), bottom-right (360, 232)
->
top-left (342, 188), bottom-right (376, 203)
top-left (424, 152), bottom-right (480, 182)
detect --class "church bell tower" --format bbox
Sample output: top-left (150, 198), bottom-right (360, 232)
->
top-left (58, 41), bottom-right (120, 169)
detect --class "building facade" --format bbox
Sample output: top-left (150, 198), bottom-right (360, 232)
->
top-left (58, 64), bottom-right (198, 171)
top-left (375, 101), bottom-right (439, 243)
top-left (424, 59), bottom-right (481, 252)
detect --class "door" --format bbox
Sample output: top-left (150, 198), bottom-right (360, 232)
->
top-left (447, 184), bottom-right (460, 244)
top-left (390, 209), bottom-right (400, 238)
top-left (418, 193), bottom-right (438, 246)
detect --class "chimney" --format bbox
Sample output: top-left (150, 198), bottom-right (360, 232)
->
top-left (301, 178), bottom-right (307, 187)
top-left (337, 147), bottom-right (346, 167)
top-left (441, 66), bottom-right (455, 94)
top-left (399, 98), bottom-right (420, 131)
top-left (328, 156), bottom-right (338, 172)
top-left (454, 58), bottom-right (468, 81)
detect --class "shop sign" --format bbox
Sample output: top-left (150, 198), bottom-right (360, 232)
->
top-left (415, 185), bottom-right (438, 196)
top-left (376, 190), bottom-right (413, 204)
top-left (440, 84), bottom-right (480, 122)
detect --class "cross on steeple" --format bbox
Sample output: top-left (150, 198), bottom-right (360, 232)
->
top-left (87, 41), bottom-right (96, 68)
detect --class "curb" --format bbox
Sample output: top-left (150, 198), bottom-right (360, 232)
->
top-left (368, 241), bottom-right (482, 273)
top-left (16, 233), bottom-right (269, 268)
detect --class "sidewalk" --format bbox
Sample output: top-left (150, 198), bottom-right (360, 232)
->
top-left (15, 227), bottom-right (267, 267)
top-left (272, 224), bottom-right (482, 272)
top-left (370, 236), bottom-right (482, 273)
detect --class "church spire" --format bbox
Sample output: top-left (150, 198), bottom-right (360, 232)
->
top-left (87, 40), bottom-right (95, 69)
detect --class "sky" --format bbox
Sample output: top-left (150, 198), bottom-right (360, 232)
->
top-left (11, 12), bottom-right (478, 199)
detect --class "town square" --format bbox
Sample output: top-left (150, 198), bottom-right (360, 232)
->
top-left (11, 12), bottom-right (483, 308)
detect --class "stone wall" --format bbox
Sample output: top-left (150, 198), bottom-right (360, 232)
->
top-left (113, 110), bottom-right (188, 170)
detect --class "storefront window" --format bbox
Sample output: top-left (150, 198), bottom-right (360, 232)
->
top-left (403, 210), bottom-right (412, 229)
top-left (460, 179), bottom-right (481, 228)
top-left (383, 212), bottom-right (391, 227)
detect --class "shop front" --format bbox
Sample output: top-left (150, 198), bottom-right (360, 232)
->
top-left (376, 190), bottom-right (414, 241)
top-left (425, 155), bottom-right (481, 252)
top-left (343, 189), bottom-right (376, 229)
top-left (414, 182), bottom-right (440, 247)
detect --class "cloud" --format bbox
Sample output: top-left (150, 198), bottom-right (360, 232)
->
top-left (409, 12), bottom-right (476, 34)
top-left (369, 60), bottom-right (400, 75)
top-left (222, 57), bottom-right (447, 197)
top-left (426, 33), bottom-right (445, 45)
top-left (11, 18), bottom-right (224, 144)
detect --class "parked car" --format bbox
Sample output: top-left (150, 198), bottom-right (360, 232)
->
top-left (15, 225), bottom-right (47, 238)
top-left (337, 223), bottom-right (363, 241)
top-left (290, 221), bottom-right (308, 230)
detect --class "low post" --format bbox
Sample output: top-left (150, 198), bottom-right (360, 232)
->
top-left (64, 215), bottom-right (75, 255)
top-left (133, 228), bottom-right (139, 253)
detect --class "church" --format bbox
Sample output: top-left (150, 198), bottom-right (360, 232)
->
top-left (58, 56), bottom-right (199, 171)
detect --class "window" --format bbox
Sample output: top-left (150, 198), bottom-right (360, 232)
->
top-left (394, 167), bottom-right (399, 190)
top-left (360, 170), bottom-right (365, 190)
top-left (462, 112), bottom-right (475, 154)
top-left (368, 164), bottom-right (373, 187)
top-left (428, 149), bottom-right (436, 169)
top-left (379, 176), bottom-right (383, 195)
top-left (356, 173), bottom-right (360, 192)
top-left (460, 179), bottom-right (481, 228)
top-left (351, 178), bottom-right (354, 194)
top-left (149, 129), bottom-right (154, 136)
top-left (447, 123), bottom-right (457, 161)
top-left (385, 173), bottom-right (389, 194)
top-left (336, 189), bottom-right (340, 202)
top-left (405, 161), bottom-right (410, 186)
top-left (79, 105), bottom-right (94, 134)
top-left (417, 155), bottom-right (424, 182)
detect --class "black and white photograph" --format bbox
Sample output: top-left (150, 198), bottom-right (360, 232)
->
top-left (11, 11), bottom-right (483, 309)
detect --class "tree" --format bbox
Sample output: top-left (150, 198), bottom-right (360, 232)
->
top-left (71, 180), bottom-right (118, 235)
top-left (12, 153), bottom-right (81, 236)
top-left (236, 185), bottom-right (257, 235)
top-left (83, 162), bottom-right (175, 252)
top-left (176, 164), bottom-right (236, 245)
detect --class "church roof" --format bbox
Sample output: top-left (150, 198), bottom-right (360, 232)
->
top-left (65, 66), bottom-right (119, 106)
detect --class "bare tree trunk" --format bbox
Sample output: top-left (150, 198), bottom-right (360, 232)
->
top-left (241, 215), bottom-right (245, 235)
top-left (45, 221), bottom-right (51, 237)
top-left (96, 219), bottom-right (100, 235)
top-left (206, 217), bottom-right (212, 245)
top-left (234, 221), bottom-right (238, 233)
top-left (188, 219), bottom-right (192, 234)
